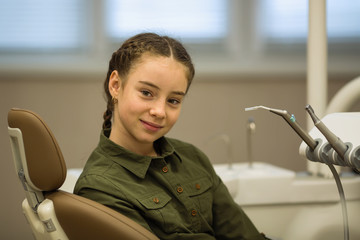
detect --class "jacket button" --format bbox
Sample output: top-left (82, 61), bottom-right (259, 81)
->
top-left (177, 186), bottom-right (183, 193)
top-left (162, 166), bottom-right (168, 173)
top-left (195, 183), bottom-right (201, 190)
top-left (191, 210), bottom-right (197, 216)
top-left (153, 197), bottom-right (160, 204)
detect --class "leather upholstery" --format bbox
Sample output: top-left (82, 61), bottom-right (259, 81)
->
top-left (46, 191), bottom-right (159, 240)
top-left (8, 108), bottom-right (159, 240)
top-left (8, 108), bottom-right (66, 191)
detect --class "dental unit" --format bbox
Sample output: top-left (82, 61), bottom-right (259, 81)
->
top-left (244, 104), bottom-right (360, 240)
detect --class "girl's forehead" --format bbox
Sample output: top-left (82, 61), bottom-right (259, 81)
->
top-left (130, 55), bottom-right (188, 77)
top-left (125, 55), bottom-right (188, 91)
top-left (136, 54), bottom-right (173, 66)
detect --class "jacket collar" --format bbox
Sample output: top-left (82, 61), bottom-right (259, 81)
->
top-left (99, 129), bottom-right (181, 179)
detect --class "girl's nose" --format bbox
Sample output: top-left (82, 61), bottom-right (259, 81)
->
top-left (149, 100), bottom-right (166, 119)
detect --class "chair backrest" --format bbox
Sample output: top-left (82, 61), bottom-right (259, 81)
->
top-left (8, 108), bottom-right (159, 240)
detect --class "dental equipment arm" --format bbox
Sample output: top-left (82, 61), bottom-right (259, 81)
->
top-left (245, 106), bottom-right (318, 151)
top-left (305, 104), bottom-right (348, 159)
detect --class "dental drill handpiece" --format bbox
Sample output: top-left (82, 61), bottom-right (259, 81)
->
top-left (305, 105), bottom-right (348, 159)
top-left (245, 106), bottom-right (318, 151)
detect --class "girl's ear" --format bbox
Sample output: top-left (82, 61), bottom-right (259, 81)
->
top-left (109, 70), bottom-right (122, 97)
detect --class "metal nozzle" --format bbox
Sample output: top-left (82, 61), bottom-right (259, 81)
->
top-left (305, 105), bottom-right (320, 124)
top-left (245, 106), bottom-right (288, 117)
top-left (245, 105), bottom-right (271, 112)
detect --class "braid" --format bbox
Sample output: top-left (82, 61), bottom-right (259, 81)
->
top-left (102, 51), bottom-right (117, 130)
top-left (102, 109), bottom-right (112, 130)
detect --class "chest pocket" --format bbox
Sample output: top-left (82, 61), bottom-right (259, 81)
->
top-left (138, 191), bottom-right (171, 209)
top-left (137, 178), bottom-right (214, 233)
top-left (137, 191), bottom-right (182, 233)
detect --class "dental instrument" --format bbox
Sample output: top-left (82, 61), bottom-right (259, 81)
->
top-left (245, 106), bottom-right (318, 151)
top-left (305, 104), bottom-right (348, 160)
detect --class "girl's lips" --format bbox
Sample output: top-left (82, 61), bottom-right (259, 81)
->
top-left (140, 120), bottom-right (164, 132)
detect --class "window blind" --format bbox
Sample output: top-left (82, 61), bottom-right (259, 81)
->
top-left (0, 0), bottom-right (84, 50)
top-left (105, 0), bottom-right (227, 41)
top-left (261, 0), bottom-right (360, 41)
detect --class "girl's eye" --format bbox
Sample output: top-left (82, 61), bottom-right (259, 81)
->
top-left (168, 98), bottom-right (181, 105)
top-left (141, 90), bottom-right (152, 97)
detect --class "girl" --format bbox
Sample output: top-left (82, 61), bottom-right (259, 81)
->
top-left (74, 32), bottom-right (267, 240)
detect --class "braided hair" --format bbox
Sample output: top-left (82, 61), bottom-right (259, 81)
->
top-left (102, 32), bottom-right (195, 130)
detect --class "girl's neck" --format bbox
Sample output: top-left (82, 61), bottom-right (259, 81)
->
top-left (109, 130), bottom-right (157, 157)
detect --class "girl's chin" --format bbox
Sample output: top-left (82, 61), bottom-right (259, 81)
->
top-left (136, 133), bottom-right (163, 144)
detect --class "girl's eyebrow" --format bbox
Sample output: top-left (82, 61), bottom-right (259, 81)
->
top-left (139, 80), bottom-right (159, 90)
top-left (139, 81), bottom-right (186, 96)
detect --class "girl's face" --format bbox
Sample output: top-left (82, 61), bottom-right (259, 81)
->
top-left (109, 55), bottom-right (188, 155)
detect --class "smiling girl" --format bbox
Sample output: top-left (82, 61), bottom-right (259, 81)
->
top-left (74, 33), bottom-right (267, 240)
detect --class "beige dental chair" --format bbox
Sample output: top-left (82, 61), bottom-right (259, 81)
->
top-left (7, 108), bottom-right (159, 240)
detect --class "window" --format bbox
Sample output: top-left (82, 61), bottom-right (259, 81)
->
top-left (327, 0), bottom-right (360, 40)
top-left (0, 0), bottom-right (359, 74)
top-left (105, 0), bottom-right (227, 42)
top-left (260, 0), bottom-right (360, 43)
top-left (0, 0), bottom-right (86, 51)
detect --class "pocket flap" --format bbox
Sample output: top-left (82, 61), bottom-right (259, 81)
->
top-left (138, 191), bottom-right (172, 209)
top-left (185, 177), bottom-right (212, 197)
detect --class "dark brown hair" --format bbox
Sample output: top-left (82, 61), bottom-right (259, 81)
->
top-left (102, 32), bottom-right (195, 130)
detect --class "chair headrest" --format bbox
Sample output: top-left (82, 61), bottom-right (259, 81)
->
top-left (8, 108), bottom-right (67, 191)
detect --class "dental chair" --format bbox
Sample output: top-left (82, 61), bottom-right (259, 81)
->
top-left (7, 108), bottom-right (159, 240)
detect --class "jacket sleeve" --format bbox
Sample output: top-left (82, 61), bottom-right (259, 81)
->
top-left (74, 174), bottom-right (154, 233)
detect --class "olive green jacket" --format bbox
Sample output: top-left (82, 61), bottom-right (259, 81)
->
top-left (74, 130), bottom-right (266, 240)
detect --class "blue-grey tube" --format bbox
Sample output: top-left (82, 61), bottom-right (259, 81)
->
top-left (327, 164), bottom-right (349, 240)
